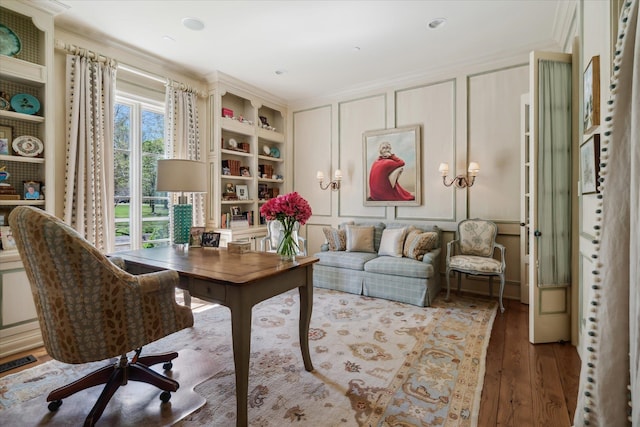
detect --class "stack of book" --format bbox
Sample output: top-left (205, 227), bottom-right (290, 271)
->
top-left (221, 159), bottom-right (241, 176)
top-left (0, 183), bottom-right (19, 200)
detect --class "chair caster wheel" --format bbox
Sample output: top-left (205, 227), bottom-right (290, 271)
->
top-left (48, 400), bottom-right (63, 412)
top-left (162, 362), bottom-right (173, 370)
top-left (160, 391), bottom-right (172, 403)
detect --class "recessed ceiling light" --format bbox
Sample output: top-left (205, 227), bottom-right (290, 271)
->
top-left (275, 69), bottom-right (286, 75)
top-left (428, 18), bottom-right (447, 29)
top-left (182, 17), bottom-right (205, 31)
top-left (162, 35), bottom-right (176, 42)
top-left (353, 46), bottom-right (361, 52)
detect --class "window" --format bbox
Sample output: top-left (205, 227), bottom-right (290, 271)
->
top-left (113, 95), bottom-right (169, 251)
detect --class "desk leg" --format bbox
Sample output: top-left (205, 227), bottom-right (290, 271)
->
top-left (298, 266), bottom-right (314, 372)
top-left (229, 297), bottom-right (252, 427)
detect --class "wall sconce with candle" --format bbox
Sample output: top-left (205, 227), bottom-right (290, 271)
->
top-left (317, 169), bottom-right (342, 191)
top-left (438, 162), bottom-right (480, 189)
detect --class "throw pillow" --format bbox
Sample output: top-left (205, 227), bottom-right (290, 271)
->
top-left (345, 225), bottom-right (375, 253)
top-left (403, 227), bottom-right (438, 260)
top-left (323, 227), bottom-right (346, 251)
top-left (378, 227), bottom-right (407, 257)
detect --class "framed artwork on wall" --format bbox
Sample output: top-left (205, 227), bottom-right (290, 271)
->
top-left (583, 55), bottom-right (600, 134)
top-left (363, 124), bottom-right (421, 206)
top-left (580, 134), bottom-right (600, 194)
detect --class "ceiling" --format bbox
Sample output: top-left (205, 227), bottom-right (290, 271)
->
top-left (51, 0), bottom-right (570, 103)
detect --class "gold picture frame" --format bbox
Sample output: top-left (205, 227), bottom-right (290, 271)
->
top-left (583, 55), bottom-right (600, 134)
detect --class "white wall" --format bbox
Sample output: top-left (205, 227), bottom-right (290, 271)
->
top-left (292, 60), bottom-right (529, 300)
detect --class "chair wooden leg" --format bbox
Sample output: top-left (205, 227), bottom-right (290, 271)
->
top-left (137, 351), bottom-right (179, 368)
top-left (128, 363), bottom-right (180, 391)
top-left (499, 274), bottom-right (505, 313)
top-left (47, 363), bottom-right (116, 402)
top-left (457, 271), bottom-right (462, 295)
top-left (83, 368), bottom-right (124, 427)
top-left (445, 268), bottom-right (452, 301)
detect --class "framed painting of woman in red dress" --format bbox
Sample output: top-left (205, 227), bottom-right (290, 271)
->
top-left (363, 125), bottom-right (421, 206)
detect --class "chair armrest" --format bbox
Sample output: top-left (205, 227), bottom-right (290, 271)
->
top-left (297, 236), bottom-right (308, 256)
top-left (136, 269), bottom-right (181, 294)
top-left (494, 243), bottom-right (506, 270)
top-left (108, 256), bottom-right (126, 270)
top-left (422, 247), bottom-right (441, 264)
top-left (446, 239), bottom-right (459, 261)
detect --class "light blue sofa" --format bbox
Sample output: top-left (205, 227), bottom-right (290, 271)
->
top-left (313, 222), bottom-right (442, 307)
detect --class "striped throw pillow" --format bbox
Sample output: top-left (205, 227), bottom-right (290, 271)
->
top-left (403, 228), bottom-right (438, 260)
top-left (323, 227), bottom-right (346, 251)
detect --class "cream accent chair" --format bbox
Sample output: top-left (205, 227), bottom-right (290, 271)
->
top-left (8, 206), bottom-right (194, 426)
top-left (446, 218), bottom-right (506, 312)
top-left (259, 220), bottom-right (307, 256)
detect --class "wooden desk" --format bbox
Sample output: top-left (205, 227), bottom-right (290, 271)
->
top-left (114, 247), bottom-right (318, 426)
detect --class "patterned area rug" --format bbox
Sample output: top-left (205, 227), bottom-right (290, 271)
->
top-left (0, 288), bottom-right (497, 426)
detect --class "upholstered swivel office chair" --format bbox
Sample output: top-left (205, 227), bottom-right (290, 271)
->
top-left (445, 218), bottom-right (506, 312)
top-left (259, 220), bottom-right (307, 256)
top-left (8, 206), bottom-right (194, 426)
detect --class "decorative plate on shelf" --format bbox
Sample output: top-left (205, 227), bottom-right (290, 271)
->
top-left (0, 24), bottom-right (21, 57)
top-left (263, 144), bottom-right (271, 155)
top-left (228, 138), bottom-right (238, 148)
top-left (12, 135), bottom-right (44, 157)
top-left (10, 93), bottom-right (40, 115)
top-left (270, 147), bottom-right (280, 158)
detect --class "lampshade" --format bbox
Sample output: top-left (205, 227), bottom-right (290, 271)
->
top-left (438, 162), bottom-right (450, 176)
top-left (467, 162), bottom-right (480, 175)
top-left (157, 159), bottom-right (207, 193)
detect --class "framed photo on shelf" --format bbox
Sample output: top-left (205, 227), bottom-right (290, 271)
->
top-left (201, 231), bottom-right (221, 248)
top-left (236, 184), bottom-right (249, 200)
top-left (363, 124), bottom-right (421, 207)
top-left (0, 209), bottom-right (9, 226)
top-left (0, 125), bottom-right (12, 155)
top-left (583, 55), bottom-right (600, 134)
top-left (580, 134), bottom-right (600, 194)
top-left (189, 226), bottom-right (205, 248)
top-left (230, 205), bottom-right (241, 216)
top-left (240, 166), bottom-right (251, 177)
top-left (0, 226), bottom-right (17, 251)
top-left (24, 181), bottom-right (41, 200)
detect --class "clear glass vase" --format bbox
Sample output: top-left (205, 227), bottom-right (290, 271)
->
top-left (276, 222), bottom-right (299, 261)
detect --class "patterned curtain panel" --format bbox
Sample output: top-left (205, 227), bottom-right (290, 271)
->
top-left (574, 1), bottom-right (639, 425)
top-left (64, 54), bottom-right (117, 253)
top-left (164, 84), bottom-right (205, 231)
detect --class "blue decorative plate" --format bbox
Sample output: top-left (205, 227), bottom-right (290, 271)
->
top-left (0, 24), bottom-right (21, 57)
top-left (270, 147), bottom-right (280, 158)
top-left (10, 93), bottom-right (40, 115)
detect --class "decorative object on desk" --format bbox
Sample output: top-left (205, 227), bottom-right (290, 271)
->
top-left (23, 181), bottom-right (40, 200)
top-left (189, 226), bottom-right (205, 248)
top-left (583, 55), bottom-right (600, 134)
top-left (12, 135), bottom-right (43, 157)
top-left (580, 133), bottom-right (600, 194)
top-left (201, 231), bottom-right (221, 248)
top-left (156, 159), bottom-right (207, 245)
top-left (10, 93), bottom-right (40, 115)
top-left (236, 184), bottom-right (248, 200)
top-left (227, 240), bottom-right (251, 254)
top-left (0, 92), bottom-right (11, 111)
top-left (259, 192), bottom-right (312, 261)
top-left (0, 24), bottom-right (21, 57)
top-left (0, 125), bottom-right (12, 155)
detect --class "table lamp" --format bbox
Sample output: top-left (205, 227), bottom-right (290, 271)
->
top-left (156, 159), bottom-right (207, 245)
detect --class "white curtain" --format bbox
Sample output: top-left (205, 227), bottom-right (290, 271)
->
top-left (164, 83), bottom-right (205, 228)
top-left (574, 0), bottom-right (639, 425)
top-left (64, 54), bottom-right (117, 253)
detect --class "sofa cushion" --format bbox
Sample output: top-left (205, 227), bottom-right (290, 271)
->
top-left (345, 225), bottom-right (375, 253)
top-left (378, 227), bottom-right (407, 257)
top-left (364, 256), bottom-right (434, 279)
top-left (315, 250), bottom-right (378, 270)
top-left (403, 227), bottom-right (439, 260)
top-left (341, 221), bottom-right (386, 251)
top-left (322, 227), bottom-right (346, 251)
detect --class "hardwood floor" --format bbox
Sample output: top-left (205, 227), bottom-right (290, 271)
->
top-left (0, 294), bottom-right (581, 426)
